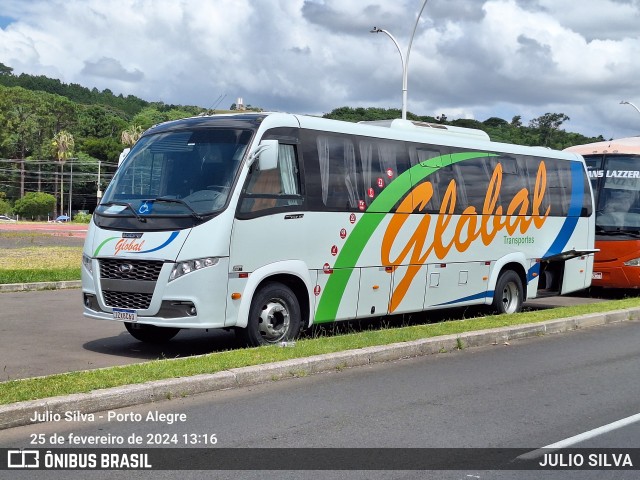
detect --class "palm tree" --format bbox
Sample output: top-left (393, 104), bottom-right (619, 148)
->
top-left (52, 130), bottom-right (75, 217)
top-left (121, 125), bottom-right (143, 147)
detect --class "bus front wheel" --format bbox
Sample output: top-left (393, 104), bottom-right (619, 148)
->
top-left (124, 322), bottom-right (180, 343)
top-left (241, 282), bottom-right (302, 347)
top-left (492, 271), bottom-right (523, 314)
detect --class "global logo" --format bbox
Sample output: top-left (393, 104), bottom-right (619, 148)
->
top-left (114, 239), bottom-right (145, 255)
top-left (93, 231), bottom-right (180, 257)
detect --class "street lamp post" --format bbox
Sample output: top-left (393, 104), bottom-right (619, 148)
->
top-left (68, 159), bottom-right (73, 218)
top-left (60, 164), bottom-right (64, 218)
top-left (370, 0), bottom-right (429, 120)
top-left (621, 100), bottom-right (640, 116)
top-left (370, 27), bottom-right (406, 118)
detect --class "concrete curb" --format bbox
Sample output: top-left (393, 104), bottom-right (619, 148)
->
top-left (0, 281), bottom-right (81, 293)
top-left (1, 307), bottom-right (638, 431)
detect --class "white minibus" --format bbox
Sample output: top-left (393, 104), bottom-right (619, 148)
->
top-left (82, 113), bottom-right (595, 346)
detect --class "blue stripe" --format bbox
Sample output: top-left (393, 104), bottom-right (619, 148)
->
top-left (542, 162), bottom-right (584, 258)
top-left (434, 291), bottom-right (493, 306)
top-left (139, 231), bottom-right (180, 253)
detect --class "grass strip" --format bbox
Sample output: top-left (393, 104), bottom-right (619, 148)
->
top-left (0, 268), bottom-right (81, 284)
top-left (1, 298), bottom-right (639, 405)
top-left (0, 246), bottom-right (82, 283)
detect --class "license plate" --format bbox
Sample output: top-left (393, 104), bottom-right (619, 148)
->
top-left (113, 308), bottom-right (137, 322)
top-left (592, 272), bottom-right (603, 280)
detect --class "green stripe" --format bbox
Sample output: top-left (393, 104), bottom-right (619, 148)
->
top-left (93, 237), bottom-right (118, 257)
top-left (314, 151), bottom-right (494, 322)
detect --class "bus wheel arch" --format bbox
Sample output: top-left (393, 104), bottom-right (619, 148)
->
top-left (492, 263), bottom-right (527, 315)
top-left (239, 277), bottom-right (306, 347)
top-left (232, 261), bottom-right (313, 329)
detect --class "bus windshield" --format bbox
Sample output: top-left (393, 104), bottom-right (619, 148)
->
top-left (586, 154), bottom-right (640, 230)
top-left (98, 127), bottom-right (252, 218)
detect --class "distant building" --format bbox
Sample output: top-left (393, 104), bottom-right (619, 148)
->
top-left (236, 97), bottom-right (245, 111)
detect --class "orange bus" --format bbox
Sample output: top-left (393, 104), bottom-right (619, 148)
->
top-left (565, 137), bottom-right (640, 288)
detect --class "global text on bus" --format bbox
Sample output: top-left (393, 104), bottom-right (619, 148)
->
top-left (82, 113), bottom-right (596, 346)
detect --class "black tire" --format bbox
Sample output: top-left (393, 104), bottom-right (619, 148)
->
top-left (492, 270), bottom-right (524, 314)
top-left (124, 322), bottom-right (180, 343)
top-left (240, 282), bottom-right (302, 347)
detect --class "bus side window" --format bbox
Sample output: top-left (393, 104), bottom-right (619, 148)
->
top-left (453, 156), bottom-right (489, 213)
top-left (239, 144), bottom-right (302, 214)
top-left (360, 140), bottom-right (407, 209)
top-left (547, 160), bottom-right (571, 216)
top-left (523, 156), bottom-right (553, 215)
top-left (246, 169), bottom-right (280, 211)
top-left (408, 145), bottom-right (449, 212)
top-left (317, 135), bottom-right (358, 210)
top-left (488, 154), bottom-right (527, 214)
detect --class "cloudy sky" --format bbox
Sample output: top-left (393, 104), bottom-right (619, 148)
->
top-left (1, 0), bottom-right (640, 140)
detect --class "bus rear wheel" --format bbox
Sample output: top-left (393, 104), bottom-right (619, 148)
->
top-left (492, 270), bottom-right (523, 314)
top-left (241, 282), bottom-right (302, 347)
top-left (124, 322), bottom-right (180, 343)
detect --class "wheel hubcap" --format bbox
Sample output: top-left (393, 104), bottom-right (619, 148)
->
top-left (258, 300), bottom-right (290, 342)
top-left (501, 282), bottom-right (519, 313)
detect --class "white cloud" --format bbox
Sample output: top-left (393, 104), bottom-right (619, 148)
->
top-left (81, 57), bottom-right (144, 82)
top-left (0, 0), bottom-right (639, 139)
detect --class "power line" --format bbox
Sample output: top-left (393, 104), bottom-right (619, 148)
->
top-left (0, 158), bottom-right (119, 167)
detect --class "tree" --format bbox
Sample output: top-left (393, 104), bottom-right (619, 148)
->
top-left (121, 124), bottom-right (143, 147)
top-left (0, 88), bottom-right (44, 197)
top-left (81, 137), bottom-right (123, 162)
top-left (77, 104), bottom-right (128, 138)
top-left (0, 193), bottom-right (12, 215)
top-left (13, 191), bottom-right (56, 219)
top-left (323, 106), bottom-right (406, 122)
top-left (52, 129), bottom-right (75, 216)
top-left (483, 117), bottom-right (508, 128)
top-left (529, 112), bottom-right (570, 147)
top-left (0, 62), bottom-right (13, 76)
top-left (132, 107), bottom-right (169, 129)
top-left (451, 118), bottom-right (484, 129)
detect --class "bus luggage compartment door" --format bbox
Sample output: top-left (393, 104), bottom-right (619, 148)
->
top-left (424, 261), bottom-right (490, 309)
top-left (357, 266), bottom-right (392, 318)
top-left (537, 250), bottom-right (596, 296)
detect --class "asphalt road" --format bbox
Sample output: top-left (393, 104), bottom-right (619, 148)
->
top-left (1, 319), bottom-right (639, 479)
top-left (0, 288), bottom-right (607, 381)
top-left (0, 289), bottom-right (238, 381)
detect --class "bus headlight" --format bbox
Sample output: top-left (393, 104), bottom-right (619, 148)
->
top-left (624, 258), bottom-right (640, 267)
top-left (82, 254), bottom-right (93, 274)
top-left (169, 257), bottom-right (219, 282)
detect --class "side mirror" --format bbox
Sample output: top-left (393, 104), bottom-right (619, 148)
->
top-left (249, 139), bottom-right (279, 170)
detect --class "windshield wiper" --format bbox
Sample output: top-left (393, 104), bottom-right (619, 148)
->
top-left (99, 201), bottom-right (147, 223)
top-left (596, 226), bottom-right (640, 238)
top-left (150, 197), bottom-right (203, 220)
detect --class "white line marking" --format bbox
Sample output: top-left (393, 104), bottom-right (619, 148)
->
top-left (518, 412), bottom-right (640, 460)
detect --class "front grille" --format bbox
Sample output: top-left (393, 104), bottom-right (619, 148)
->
top-left (99, 259), bottom-right (163, 310)
top-left (99, 259), bottom-right (164, 281)
top-left (103, 291), bottom-right (153, 310)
